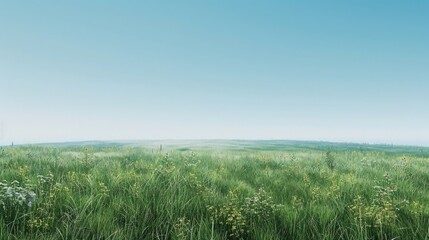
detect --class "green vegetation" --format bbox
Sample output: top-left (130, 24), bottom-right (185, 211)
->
top-left (1, 141), bottom-right (429, 239)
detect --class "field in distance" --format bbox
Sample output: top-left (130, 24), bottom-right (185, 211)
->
top-left (1, 140), bottom-right (428, 239)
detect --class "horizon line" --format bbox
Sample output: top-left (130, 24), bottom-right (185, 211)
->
top-left (2, 138), bottom-right (429, 148)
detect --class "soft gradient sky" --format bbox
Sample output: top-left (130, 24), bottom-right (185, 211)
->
top-left (0, 1), bottom-right (428, 146)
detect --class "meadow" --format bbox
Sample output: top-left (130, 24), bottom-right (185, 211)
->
top-left (0, 140), bottom-right (428, 239)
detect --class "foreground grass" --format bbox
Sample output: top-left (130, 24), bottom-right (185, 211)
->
top-left (1, 143), bottom-right (429, 239)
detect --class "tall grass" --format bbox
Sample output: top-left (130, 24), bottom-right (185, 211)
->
top-left (0, 144), bottom-right (428, 239)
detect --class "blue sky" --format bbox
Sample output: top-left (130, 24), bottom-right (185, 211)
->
top-left (0, 1), bottom-right (428, 146)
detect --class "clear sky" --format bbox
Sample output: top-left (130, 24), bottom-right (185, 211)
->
top-left (0, 1), bottom-right (428, 146)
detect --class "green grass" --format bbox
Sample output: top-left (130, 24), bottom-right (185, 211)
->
top-left (1, 141), bottom-right (429, 239)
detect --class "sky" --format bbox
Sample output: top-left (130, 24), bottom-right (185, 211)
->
top-left (0, 1), bottom-right (428, 146)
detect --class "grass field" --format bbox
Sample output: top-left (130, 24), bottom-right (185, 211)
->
top-left (1, 140), bottom-right (429, 239)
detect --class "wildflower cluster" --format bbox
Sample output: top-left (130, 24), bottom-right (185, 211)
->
top-left (349, 195), bottom-right (369, 231)
top-left (28, 174), bottom-right (66, 231)
top-left (154, 153), bottom-right (177, 177)
top-left (17, 165), bottom-right (29, 181)
top-left (349, 173), bottom-right (409, 230)
top-left (244, 188), bottom-right (282, 221)
top-left (0, 180), bottom-right (36, 210)
top-left (98, 182), bottom-right (109, 196)
top-left (291, 195), bottom-right (304, 210)
top-left (394, 156), bottom-right (413, 177)
top-left (208, 188), bottom-right (281, 239)
top-left (173, 217), bottom-right (192, 239)
top-left (0, 180), bottom-right (36, 232)
top-left (360, 157), bottom-right (378, 168)
top-left (207, 190), bottom-right (247, 239)
top-left (369, 173), bottom-right (408, 226)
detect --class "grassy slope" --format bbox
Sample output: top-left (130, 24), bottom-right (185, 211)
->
top-left (0, 141), bottom-right (428, 239)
